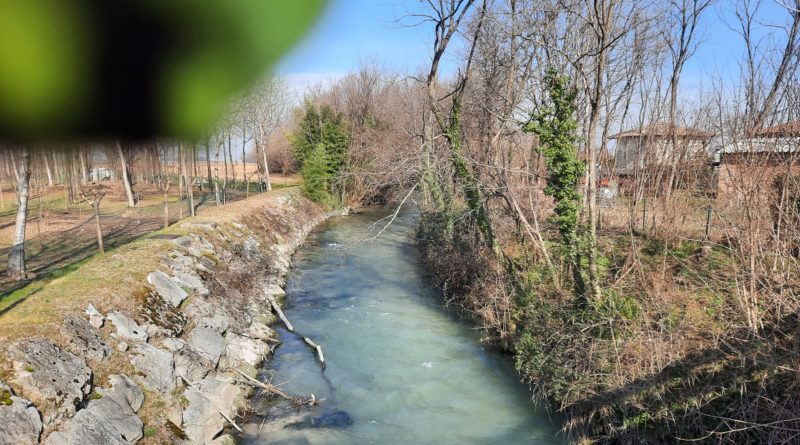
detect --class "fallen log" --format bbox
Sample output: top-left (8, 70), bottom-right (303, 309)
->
top-left (265, 294), bottom-right (294, 332)
top-left (265, 290), bottom-right (326, 371)
top-left (231, 368), bottom-right (318, 406)
top-left (303, 336), bottom-right (326, 370)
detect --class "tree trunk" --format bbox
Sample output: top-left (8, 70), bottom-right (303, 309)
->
top-left (163, 186), bottom-right (170, 229)
top-left (79, 150), bottom-right (88, 185)
top-left (242, 127), bottom-right (249, 197)
top-left (205, 135), bottom-right (213, 193)
top-left (181, 142), bottom-right (195, 217)
top-left (94, 203), bottom-right (104, 253)
top-left (117, 141), bottom-right (136, 207)
top-left (584, 1), bottom-right (613, 301)
top-left (223, 133), bottom-right (229, 184)
top-left (192, 144), bottom-right (198, 190)
top-left (261, 141), bottom-right (272, 192)
top-left (7, 148), bottom-right (31, 281)
top-left (43, 153), bottom-right (54, 186)
top-left (229, 133), bottom-right (236, 183)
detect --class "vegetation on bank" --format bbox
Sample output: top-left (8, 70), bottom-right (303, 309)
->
top-left (0, 188), bottom-right (323, 443)
top-left (408, 2), bottom-right (800, 443)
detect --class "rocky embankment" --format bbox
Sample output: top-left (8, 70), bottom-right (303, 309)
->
top-left (0, 189), bottom-right (335, 444)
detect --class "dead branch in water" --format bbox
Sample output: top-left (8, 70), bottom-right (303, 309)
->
top-left (231, 368), bottom-right (319, 406)
top-left (265, 291), bottom-right (326, 370)
top-left (303, 336), bottom-right (326, 370)
top-left (266, 294), bottom-right (294, 332)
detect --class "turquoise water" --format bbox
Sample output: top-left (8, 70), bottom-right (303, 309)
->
top-left (241, 206), bottom-right (561, 445)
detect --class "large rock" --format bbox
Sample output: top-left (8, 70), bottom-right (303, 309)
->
top-left (181, 387), bottom-right (225, 444)
top-left (107, 311), bottom-right (148, 343)
top-left (246, 321), bottom-right (276, 341)
top-left (223, 333), bottom-right (269, 368)
top-left (183, 298), bottom-right (234, 334)
top-left (147, 270), bottom-right (188, 307)
top-left (171, 236), bottom-right (192, 247)
top-left (138, 290), bottom-right (187, 337)
top-left (160, 337), bottom-right (185, 352)
top-left (187, 327), bottom-right (225, 367)
top-left (85, 390), bottom-right (143, 441)
top-left (130, 343), bottom-right (175, 392)
top-left (174, 347), bottom-right (212, 384)
top-left (162, 251), bottom-right (197, 272)
top-left (181, 376), bottom-right (242, 444)
top-left (44, 374), bottom-right (144, 444)
top-left (9, 339), bottom-right (92, 426)
top-left (0, 382), bottom-right (43, 445)
top-left (99, 374), bottom-right (144, 413)
top-left (171, 270), bottom-right (209, 297)
top-left (61, 315), bottom-right (111, 361)
top-left (43, 410), bottom-right (129, 445)
top-left (262, 282), bottom-right (287, 300)
top-left (242, 237), bottom-right (262, 260)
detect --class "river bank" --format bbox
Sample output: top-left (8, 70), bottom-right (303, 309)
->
top-left (0, 188), bottom-right (340, 444)
top-left (239, 206), bottom-right (561, 444)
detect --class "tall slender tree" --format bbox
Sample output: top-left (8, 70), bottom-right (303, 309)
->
top-left (7, 148), bottom-right (31, 280)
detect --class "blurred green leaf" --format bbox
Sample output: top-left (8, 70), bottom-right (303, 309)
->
top-left (0, 0), bottom-right (90, 134)
top-left (0, 1), bottom-right (326, 140)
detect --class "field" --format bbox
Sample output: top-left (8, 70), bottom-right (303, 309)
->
top-left (0, 174), bottom-right (301, 297)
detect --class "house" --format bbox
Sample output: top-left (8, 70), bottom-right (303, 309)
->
top-left (717, 120), bottom-right (800, 199)
top-left (90, 167), bottom-right (115, 182)
top-left (611, 123), bottom-right (715, 175)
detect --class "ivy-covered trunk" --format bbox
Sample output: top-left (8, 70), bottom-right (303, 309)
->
top-left (525, 68), bottom-right (587, 298)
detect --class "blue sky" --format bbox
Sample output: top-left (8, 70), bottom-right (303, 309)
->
top-left (277, 0), bottom-right (460, 94)
top-left (276, 0), bottom-right (794, 98)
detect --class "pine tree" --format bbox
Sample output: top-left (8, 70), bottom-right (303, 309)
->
top-left (291, 101), bottom-right (350, 205)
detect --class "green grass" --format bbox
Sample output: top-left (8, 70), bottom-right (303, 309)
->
top-left (0, 257), bottom-right (93, 313)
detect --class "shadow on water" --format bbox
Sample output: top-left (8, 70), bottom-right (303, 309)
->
top-left (239, 203), bottom-right (563, 445)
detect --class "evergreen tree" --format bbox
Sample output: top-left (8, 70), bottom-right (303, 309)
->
top-left (300, 143), bottom-right (333, 205)
top-left (291, 101), bottom-right (350, 205)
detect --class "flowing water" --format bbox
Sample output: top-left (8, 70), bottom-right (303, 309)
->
top-left (240, 206), bottom-right (561, 445)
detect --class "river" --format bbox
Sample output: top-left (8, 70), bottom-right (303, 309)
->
top-left (239, 205), bottom-right (561, 444)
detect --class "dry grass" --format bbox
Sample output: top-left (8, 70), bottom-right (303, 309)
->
top-left (0, 187), bottom-right (312, 443)
top-left (0, 187), bottom-right (303, 343)
top-left (0, 174), bottom-right (302, 294)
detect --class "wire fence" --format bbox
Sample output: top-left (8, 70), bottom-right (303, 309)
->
top-left (0, 181), bottom-right (292, 296)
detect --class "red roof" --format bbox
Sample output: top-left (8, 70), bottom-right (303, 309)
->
top-left (609, 123), bottom-right (714, 139)
top-left (753, 120), bottom-right (800, 138)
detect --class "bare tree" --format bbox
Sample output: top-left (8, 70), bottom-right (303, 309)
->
top-left (7, 148), bottom-right (32, 280)
top-left (180, 142), bottom-right (195, 217)
top-left (750, 0), bottom-right (800, 131)
top-left (249, 76), bottom-right (292, 192)
top-left (116, 141), bottom-right (136, 207)
top-left (80, 182), bottom-right (108, 253)
top-left (664, 0), bottom-right (713, 202)
top-left (160, 176), bottom-right (171, 229)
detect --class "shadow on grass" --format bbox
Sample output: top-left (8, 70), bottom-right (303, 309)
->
top-left (566, 312), bottom-right (800, 442)
top-left (0, 258), bottom-right (91, 313)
